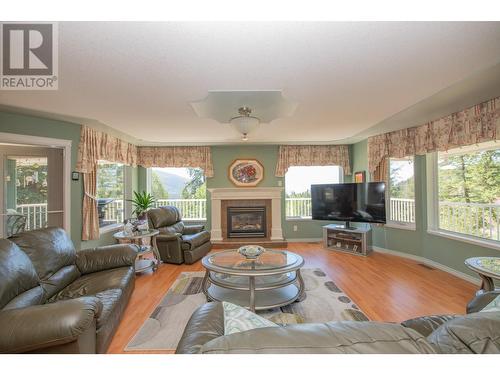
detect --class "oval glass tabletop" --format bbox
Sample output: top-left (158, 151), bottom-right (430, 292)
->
top-left (205, 249), bottom-right (302, 271)
top-left (465, 257), bottom-right (500, 276)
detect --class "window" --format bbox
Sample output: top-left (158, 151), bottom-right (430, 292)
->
top-left (97, 161), bottom-right (125, 229)
top-left (388, 156), bottom-right (416, 226)
top-left (285, 166), bottom-right (342, 219)
top-left (432, 142), bottom-right (500, 243)
top-left (148, 167), bottom-right (206, 220)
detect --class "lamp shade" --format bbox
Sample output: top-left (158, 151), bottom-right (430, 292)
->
top-left (230, 115), bottom-right (260, 135)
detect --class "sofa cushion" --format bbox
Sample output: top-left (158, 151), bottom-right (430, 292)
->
top-left (199, 321), bottom-right (436, 354)
top-left (10, 228), bottom-right (80, 299)
top-left (160, 222), bottom-right (185, 235)
top-left (148, 207), bottom-right (180, 228)
top-left (427, 312), bottom-right (500, 354)
top-left (0, 239), bottom-right (42, 309)
top-left (401, 314), bottom-right (457, 337)
top-left (181, 231), bottom-right (210, 251)
top-left (50, 267), bottom-right (134, 302)
top-left (223, 302), bottom-right (278, 335)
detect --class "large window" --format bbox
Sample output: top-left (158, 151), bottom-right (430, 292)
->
top-left (285, 166), bottom-right (342, 219)
top-left (149, 167), bottom-right (206, 220)
top-left (97, 161), bottom-right (125, 229)
top-left (433, 142), bottom-right (500, 243)
top-left (388, 156), bottom-right (416, 226)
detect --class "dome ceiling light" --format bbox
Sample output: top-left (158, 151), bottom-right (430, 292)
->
top-left (190, 90), bottom-right (298, 141)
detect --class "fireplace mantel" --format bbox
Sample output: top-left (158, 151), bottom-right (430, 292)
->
top-left (208, 187), bottom-right (284, 242)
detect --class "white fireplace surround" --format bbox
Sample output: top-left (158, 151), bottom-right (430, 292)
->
top-left (208, 187), bottom-right (284, 242)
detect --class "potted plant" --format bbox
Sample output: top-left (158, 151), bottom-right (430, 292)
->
top-left (128, 191), bottom-right (156, 220)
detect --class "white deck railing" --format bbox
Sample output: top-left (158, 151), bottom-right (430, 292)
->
top-left (285, 197), bottom-right (499, 241)
top-left (15, 198), bottom-right (500, 241)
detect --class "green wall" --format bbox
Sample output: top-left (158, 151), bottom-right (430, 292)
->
top-left (0, 111), bottom-right (138, 250)
top-left (350, 139), bottom-right (499, 277)
top-left (204, 145), bottom-right (340, 238)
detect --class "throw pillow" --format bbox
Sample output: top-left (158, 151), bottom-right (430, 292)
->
top-left (222, 301), bottom-right (278, 335)
top-left (481, 294), bottom-right (500, 312)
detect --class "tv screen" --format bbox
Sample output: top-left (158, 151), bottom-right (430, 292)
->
top-left (311, 182), bottom-right (386, 224)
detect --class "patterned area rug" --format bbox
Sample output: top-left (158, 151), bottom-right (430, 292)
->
top-left (125, 268), bottom-right (369, 351)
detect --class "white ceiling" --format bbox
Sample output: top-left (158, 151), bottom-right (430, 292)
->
top-left (1, 22), bottom-right (500, 145)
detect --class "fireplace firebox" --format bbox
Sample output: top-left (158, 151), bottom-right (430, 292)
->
top-left (227, 207), bottom-right (266, 238)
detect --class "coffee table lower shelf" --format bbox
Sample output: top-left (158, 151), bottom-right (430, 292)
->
top-left (206, 284), bottom-right (300, 311)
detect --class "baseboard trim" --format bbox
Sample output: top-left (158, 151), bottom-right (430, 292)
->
top-left (372, 246), bottom-right (481, 286)
top-left (286, 238), bottom-right (322, 243)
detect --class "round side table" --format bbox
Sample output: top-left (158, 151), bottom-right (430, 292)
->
top-left (114, 229), bottom-right (161, 274)
top-left (465, 257), bottom-right (500, 295)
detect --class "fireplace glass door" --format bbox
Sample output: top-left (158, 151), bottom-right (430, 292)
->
top-left (227, 207), bottom-right (266, 238)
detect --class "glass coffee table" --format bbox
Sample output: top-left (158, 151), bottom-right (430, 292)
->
top-left (201, 249), bottom-right (305, 312)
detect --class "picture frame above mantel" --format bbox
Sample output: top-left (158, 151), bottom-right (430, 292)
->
top-left (228, 159), bottom-right (264, 187)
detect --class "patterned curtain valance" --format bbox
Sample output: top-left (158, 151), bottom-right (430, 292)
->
top-left (275, 145), bottom-right (351, 177)
top-left (75, 126), bottom-right (137, 174)
top-left (137, 146), bottom-right (214, 177)
top-left (368, 97), bottom-right (500, 174)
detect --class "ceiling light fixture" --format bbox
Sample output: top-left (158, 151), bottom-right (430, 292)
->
top-left (230, 106), bottom-right (260, 141)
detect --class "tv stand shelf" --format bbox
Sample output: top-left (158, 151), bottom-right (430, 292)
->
top-left (322, 224), bottom-right (372, 256)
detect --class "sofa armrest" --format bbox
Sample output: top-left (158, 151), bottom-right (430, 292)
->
top-left (400, 315), bottom-right (458, 337)
top-left (183, 224), bottom-right (205, 235)
top-left (0, 297), bottom-right (101, 353)
top-left (76, 244), bottom-right (137, 274)
top-left (176, 302), bottom-right (225, 354)
top-left (156, 233), bottom-right (182, 242)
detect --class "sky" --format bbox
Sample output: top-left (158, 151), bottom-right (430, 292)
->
top-left (285, 166), bottom-right (341, 193)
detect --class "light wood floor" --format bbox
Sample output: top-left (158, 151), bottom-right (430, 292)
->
top-left (107, 242), bottom-right (477, 354)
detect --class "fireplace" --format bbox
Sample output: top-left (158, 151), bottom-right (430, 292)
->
top-left (227, 207), bottom-right (266, 238)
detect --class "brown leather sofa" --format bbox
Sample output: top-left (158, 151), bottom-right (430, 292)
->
top-left (0, 227), bottom-right (137, 354)
top-left (176, 302), bottom-right (500, 354)
top-left (147, 206), bottom-right (211, 264)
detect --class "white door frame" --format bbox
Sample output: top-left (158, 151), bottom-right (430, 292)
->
top-left (0, 132), bottom-right (72, 233)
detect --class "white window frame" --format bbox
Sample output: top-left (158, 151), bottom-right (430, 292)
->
top-left (98, 162), bottom-right (130, 234)
top-left (426, 151), bottom-right (500, 251)
top-left (285, 166), bottom-right (344, 221)
top-left (386, 156), bottom-right (416, 231)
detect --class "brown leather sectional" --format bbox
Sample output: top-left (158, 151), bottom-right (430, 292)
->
top-left (176, 302), bottom-right (500, 354)
top-left (0, 227), bottom-right (136, 354)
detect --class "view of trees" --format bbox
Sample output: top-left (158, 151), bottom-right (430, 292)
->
top-left (181, 168), bottom-right (206, 199)
top-left (286, 189), bottom-right (311, 198)
top-left (389, 158), bottom-right (415, 199)
top-left (16, 163), bottom-right (48, 205)
top-left (151, 171), bottom-right (168, 199)
top-left (438, 150), bottom-right (500, 204)
top-left (97, 162), bottom-right (124, 199)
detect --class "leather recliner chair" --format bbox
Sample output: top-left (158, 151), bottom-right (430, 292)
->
top-left (0, 227), bottom-right (137, 354)
top-left (147, 206), bottom-right (211, 264)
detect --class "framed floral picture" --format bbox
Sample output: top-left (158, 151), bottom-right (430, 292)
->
top-left (228, 159), bottom-right (264, 187)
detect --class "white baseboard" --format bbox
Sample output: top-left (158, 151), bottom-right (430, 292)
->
top-left (286, 237), bottom-right (322, 243)
top-left (372, 246), bottom-right (481, 286)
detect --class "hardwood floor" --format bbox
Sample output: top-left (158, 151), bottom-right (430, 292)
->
top-left (107, 242), bottom-right (477, 354)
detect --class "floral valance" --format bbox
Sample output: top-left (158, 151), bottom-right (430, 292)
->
top-left (275, 145), bottom-right (351, 177)
top-left (137, 146), bottom-right (214, 177)
top-left (368, 97), bottom-right (500, 173)
top-left (75, 126), bottom-right (137, 174)
top-left (75, 126), bottom-right (214, 177)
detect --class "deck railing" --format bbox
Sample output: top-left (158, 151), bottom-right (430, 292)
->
top-left (15, 198), bottom-right (500, 241)
top-left (285, 197), bottom-right (500, 241)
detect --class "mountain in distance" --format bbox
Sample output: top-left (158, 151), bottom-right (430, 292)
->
top-left (153, 169), bottom-right (189, 198)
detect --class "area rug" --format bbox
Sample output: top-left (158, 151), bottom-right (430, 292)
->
top-left (124, 268), bottom-right (369, 351)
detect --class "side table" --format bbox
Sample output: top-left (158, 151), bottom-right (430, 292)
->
top-left (464, 257), bottom-right (500, 295)
top-left (113, 229), bottom-right (161, 274)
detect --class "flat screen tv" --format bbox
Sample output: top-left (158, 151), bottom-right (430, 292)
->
top-left (311, 182), bottom-right (386, 227)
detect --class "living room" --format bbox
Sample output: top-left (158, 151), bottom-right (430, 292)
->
top-left (1, 2), bottom-right (499, 374)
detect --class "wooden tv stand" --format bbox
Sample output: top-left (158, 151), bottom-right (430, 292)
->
top-left (322, 224), bottom-right (372, 256)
